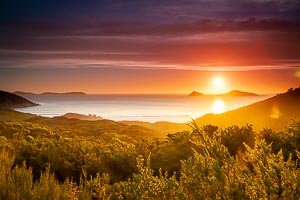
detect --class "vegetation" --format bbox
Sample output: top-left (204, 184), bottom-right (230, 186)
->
top-left (0, 119), bottom-right (300, 199)
top-left (120, 120), bottom-right (190, 135)
top-left (0, 88), bottom-right (300, 199)
top-left (26, 116), bottom-right (159, 140)
top-left (0, 108), bottom-right (35, 122)
top-left (61, 113), bottom-right (103, 121)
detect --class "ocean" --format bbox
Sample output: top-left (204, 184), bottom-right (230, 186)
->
top-left (15, 94), bottom-right (271, 123)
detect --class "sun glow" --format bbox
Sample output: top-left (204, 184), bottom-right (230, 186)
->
top-left (211, 76), bottom-right (226, 94)
top-left (213, 77), bottom-right (225, 88)
top-left (212, 99), bottom-right (225, 114)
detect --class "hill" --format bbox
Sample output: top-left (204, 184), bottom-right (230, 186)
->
top-left (0, 108), bottom-right (36, 121)
top-left (0, 108), bottom-right (160, 141)
top-left (120, 120), bottom-right (191, 135)
top-left (0, 90), bottom-right (38, 108)
top-left (26, 116), bottom-right (160, 140)
top-left (195, 87), bottom-right (300, 130)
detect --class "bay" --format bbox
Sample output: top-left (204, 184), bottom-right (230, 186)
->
top-left (15, 94), bottom-right (271, 123)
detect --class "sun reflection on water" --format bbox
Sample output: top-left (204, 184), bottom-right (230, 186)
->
top-left (212, 99), bottom-right (225, 114)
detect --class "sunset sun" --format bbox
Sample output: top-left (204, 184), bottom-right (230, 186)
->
top-left (211, 76), bottom-right (226, 94)
top-left (213, 77), bottom-right (225, 88)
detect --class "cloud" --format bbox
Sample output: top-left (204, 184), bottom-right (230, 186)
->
top-left (0, 0), bottom-right (299, 71)
top-left (1, 18), bottom-right (299, 38)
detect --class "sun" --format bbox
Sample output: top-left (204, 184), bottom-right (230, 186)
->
top-left (211, 76), bottom-right (226, 94)
top-left (213, 77), bottom-right (225, 88)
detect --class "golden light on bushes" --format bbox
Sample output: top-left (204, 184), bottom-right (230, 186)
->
top-left (270, 105), bottom-right (281, 119)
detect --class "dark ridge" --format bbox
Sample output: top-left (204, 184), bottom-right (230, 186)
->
top-left (0, 90), bottom-right (38, 108)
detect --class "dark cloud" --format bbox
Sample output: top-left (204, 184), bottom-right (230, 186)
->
top-left (1, 18), bottom-right (299, 38)
top-left (0, 0), bottom-right (300, 70)
top-left (1, 0), bottom-right (300, 21)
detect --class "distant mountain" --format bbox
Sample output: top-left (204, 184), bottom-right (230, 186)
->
top-left (14, 91), bottom-right (87, 96)
top-left (61, 113), bottom-right (103, 121)
top-left (189, 90), bottom-right (258, 97)
top-left (0, 90), bottom-right (38, 108)
top-left (14, 91), bottom-right (37, 96)
top-left (40, 92), bottom-right (87, 96)
top-left (218, 90), bottom-right (259, 97)
top-left (195, 87), bottom-right (300, 130)
top-left (189, 91), bottom-right (204, 96)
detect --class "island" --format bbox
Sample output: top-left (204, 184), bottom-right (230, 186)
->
top-left (40, 92), bottom-right (87, 96)
top-left (14, 91), bottom-right (87, 96)
top-left (189, 90), bottom-right (259, 97)
top-left (189, 91), bottom-right (204, 96)
top-left (218, 90), bottom-right (259, 97)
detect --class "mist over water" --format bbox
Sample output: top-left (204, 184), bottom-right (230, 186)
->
top-left (15, 94), bottom-right (271, 123)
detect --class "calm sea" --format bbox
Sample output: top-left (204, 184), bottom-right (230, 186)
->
top-left (15, 94), bottom-right (271, 123)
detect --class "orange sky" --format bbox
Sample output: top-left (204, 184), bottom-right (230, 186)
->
top-left (1, 67), bottom-right (299, 94)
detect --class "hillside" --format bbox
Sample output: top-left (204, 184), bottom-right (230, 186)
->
top-left (120, 120), bottom-right (191, 135)
top-left (0, 108), bottom-right (36, 122)
top-left (26, 116), bottom-right (160, 140)
top-left (195, 87), bottom-right (300, 130)
top-left (0, 90), bottom-right (38, 108)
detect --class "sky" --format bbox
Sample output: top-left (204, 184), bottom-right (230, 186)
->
top-left (0, 0), bottom-right (300, 94)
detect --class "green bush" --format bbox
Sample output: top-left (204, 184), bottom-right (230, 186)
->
top-left (0, 121), bottom-right (300, 199)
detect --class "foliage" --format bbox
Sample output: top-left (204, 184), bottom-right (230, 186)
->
top-left (0, 108), bottom-right (35, 122)
top-left (0, 120), bottom-right (300, 199)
